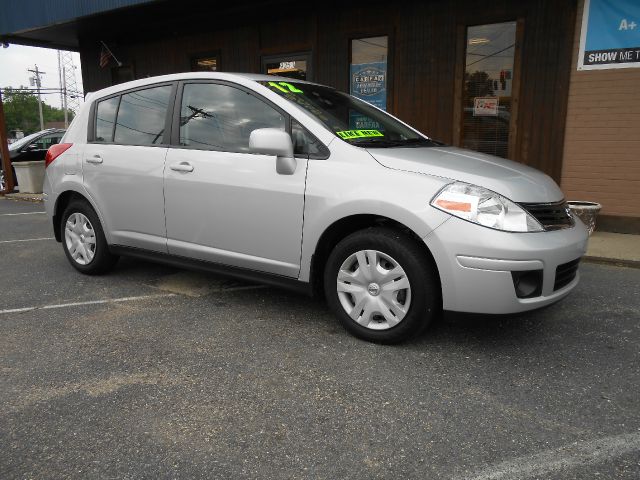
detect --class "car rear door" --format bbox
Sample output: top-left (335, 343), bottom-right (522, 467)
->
top-left (82, 83), bottom-right (176, 252)
top-left (163, 81), bottom-right (307, 277)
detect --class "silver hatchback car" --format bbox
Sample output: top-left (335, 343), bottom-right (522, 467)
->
top-left (44, 72), bottom-right (588, 343)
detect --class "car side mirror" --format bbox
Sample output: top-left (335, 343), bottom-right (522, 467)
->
top-left (249, 128), bottom-right (297, 175)
top-left (25, 143), bottom-right (40, 151)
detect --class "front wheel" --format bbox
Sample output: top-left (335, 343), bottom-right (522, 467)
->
top-left (324, 228), bottom-right (440, 344)
top-left (61, 199), bottom-right (118, 274)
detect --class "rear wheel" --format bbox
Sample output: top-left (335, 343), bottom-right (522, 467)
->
top-left (61, 200), bottom-right (118, 274)
top-left (324, 227), bottom-right (439, 343)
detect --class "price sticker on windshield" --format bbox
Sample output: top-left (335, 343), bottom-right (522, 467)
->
top-left (336, 129), bottom-right (384, 140)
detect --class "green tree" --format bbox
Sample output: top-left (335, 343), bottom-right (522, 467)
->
top-left (2, 87), bottom-right (75, 134)
top-left (464, 71), bottom-right (495, 106)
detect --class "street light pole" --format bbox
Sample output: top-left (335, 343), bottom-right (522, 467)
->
top-left (27, 65), bottom-right (46, 131)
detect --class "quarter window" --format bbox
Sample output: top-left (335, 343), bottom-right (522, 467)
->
top-left (179, 83), bottom-right (285, 152)
top-left (95, 96), bottom-right (120, 142)
top-left (113, 85), bottom-right (172, 145)
top-left (291, 120), bottom-right (325, 157)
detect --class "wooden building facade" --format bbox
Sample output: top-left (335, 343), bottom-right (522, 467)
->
top-left (3, 0), bottom-right (638, 230)
top-left (75, 0), bottom-right (577, 184)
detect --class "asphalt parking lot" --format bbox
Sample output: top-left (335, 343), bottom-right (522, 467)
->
top-left (1, 198), bottom-right (639, 480)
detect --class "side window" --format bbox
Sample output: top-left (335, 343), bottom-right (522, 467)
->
top-left (179, 83), bottom-right (285, 152)
top-left (95, 96), bottom-right (120, 142)
top-left (291, 120), bottom-right (326, 157)
top-left (114, 85), bottom-right (172, 145)
top-left (30, 133), bottom-right (62, 150)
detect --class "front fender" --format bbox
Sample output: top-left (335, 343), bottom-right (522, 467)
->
top-left (299, 148), bottom-right (451, 282)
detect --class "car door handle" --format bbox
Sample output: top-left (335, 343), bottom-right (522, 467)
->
top-left (86, 155), bottom-right (103, 164)
top-left (169, 162), bottom-right (194, 173)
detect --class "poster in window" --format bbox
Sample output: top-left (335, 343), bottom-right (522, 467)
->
top-left (350, 62), bottom-right (387, 111)
top-left (473, 97), bottom-right (499, 116)
top-left (578, 0), bottom-right (640, 70)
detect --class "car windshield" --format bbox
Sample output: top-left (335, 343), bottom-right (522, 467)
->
top-left (259, 81), bottom-right (441, 148)
top-left (9, 131), bottom-right (48, 151)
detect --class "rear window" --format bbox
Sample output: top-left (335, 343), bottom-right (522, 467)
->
top-left (114, 86), bottom-right (172, 145)
top-left (93, 84), bottom-right (172, 145)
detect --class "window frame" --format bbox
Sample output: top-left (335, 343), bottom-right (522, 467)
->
top-left (88, 81), bottom-right (178, 147)
top-left (170, 80), bottom-right (329, 160)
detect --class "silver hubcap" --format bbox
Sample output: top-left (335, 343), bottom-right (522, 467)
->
top-left (336, 249), bottom-right (412, 330)
top-left (64, 212), bottom-right (96, 265)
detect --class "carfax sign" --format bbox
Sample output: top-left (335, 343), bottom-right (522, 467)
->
top-left (578, 0), bottom-right (640, 70)
top-left (350, 62), bottom-right (387, 110)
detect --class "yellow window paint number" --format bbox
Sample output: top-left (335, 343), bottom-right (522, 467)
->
top-left (336, 129), bottom-right (384, 140)
top-left (268, 81), bottom-right (304, 94)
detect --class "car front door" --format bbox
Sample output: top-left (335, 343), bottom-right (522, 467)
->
top-left (163, 81), bottom-right (307, 278)
top-left (82, 84), bottom-right (174, 252)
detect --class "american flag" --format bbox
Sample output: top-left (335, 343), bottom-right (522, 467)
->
top-left (99, 44), bottom-right (112, 68)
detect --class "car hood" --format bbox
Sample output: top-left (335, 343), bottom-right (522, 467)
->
top-left (367, 146), bottom-right (564, 203)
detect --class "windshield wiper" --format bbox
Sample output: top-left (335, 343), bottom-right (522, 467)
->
top-left (351, 137), bottom-right (435, 148)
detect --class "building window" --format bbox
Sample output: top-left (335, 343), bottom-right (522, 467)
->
top-left (461, 22), bottom-right (517, 159)
top-left (262, 53), bottom-right (311, 81)
top-left (350, 36), bottom-right (388, 112)
top-left (191, 54), bottom-right (219, 72)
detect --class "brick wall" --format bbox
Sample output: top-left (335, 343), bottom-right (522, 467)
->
top-left (560, 0), bottom-right (640, 220)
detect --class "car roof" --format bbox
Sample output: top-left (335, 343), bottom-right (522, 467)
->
top-left (86, 72), bottom-right (322, 102)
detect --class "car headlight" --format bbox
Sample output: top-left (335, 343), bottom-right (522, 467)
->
top-left (430, 181), bottom-right (543, 232)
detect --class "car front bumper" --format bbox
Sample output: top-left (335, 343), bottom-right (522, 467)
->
top-left (423, 216), bottom-right (589, 314)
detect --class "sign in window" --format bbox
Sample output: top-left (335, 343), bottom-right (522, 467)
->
top-left (264, 58), bottom-right (308, 80)
top-left (191, 55), bottom-right (218, 72)
top-left (350, 36), bottom-right (388, 113)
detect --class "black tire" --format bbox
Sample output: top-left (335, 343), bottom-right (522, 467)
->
top-left (324, 227), bottom-right (439, 344)
top-left (61, 199), bottom-right (118, 275)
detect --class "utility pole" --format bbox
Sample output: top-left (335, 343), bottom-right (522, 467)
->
top-left (27, 65), bottom-right (46, 131)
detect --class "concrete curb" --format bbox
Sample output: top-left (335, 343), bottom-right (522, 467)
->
top-left (1, 193), bottom-right (44, 203)
top-left (583, 256), bottom-right (640, 269)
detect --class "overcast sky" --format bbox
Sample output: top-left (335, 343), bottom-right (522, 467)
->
top-left (0, 44), bottom-right (83, 110)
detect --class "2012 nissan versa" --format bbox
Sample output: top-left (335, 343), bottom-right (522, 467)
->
top-left (43, 73), bottom-right (589, 343)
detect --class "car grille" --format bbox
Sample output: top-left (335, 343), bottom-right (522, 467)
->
top-left (518, 201), bottom-right (574, 231)
top-left (554, 258), bottom-right (580, 291)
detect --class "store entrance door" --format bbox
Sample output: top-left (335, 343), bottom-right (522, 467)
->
top-left (262, 53), bottom-right (312, 81)
top-left (458, 21), bottom-right (521, 160)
